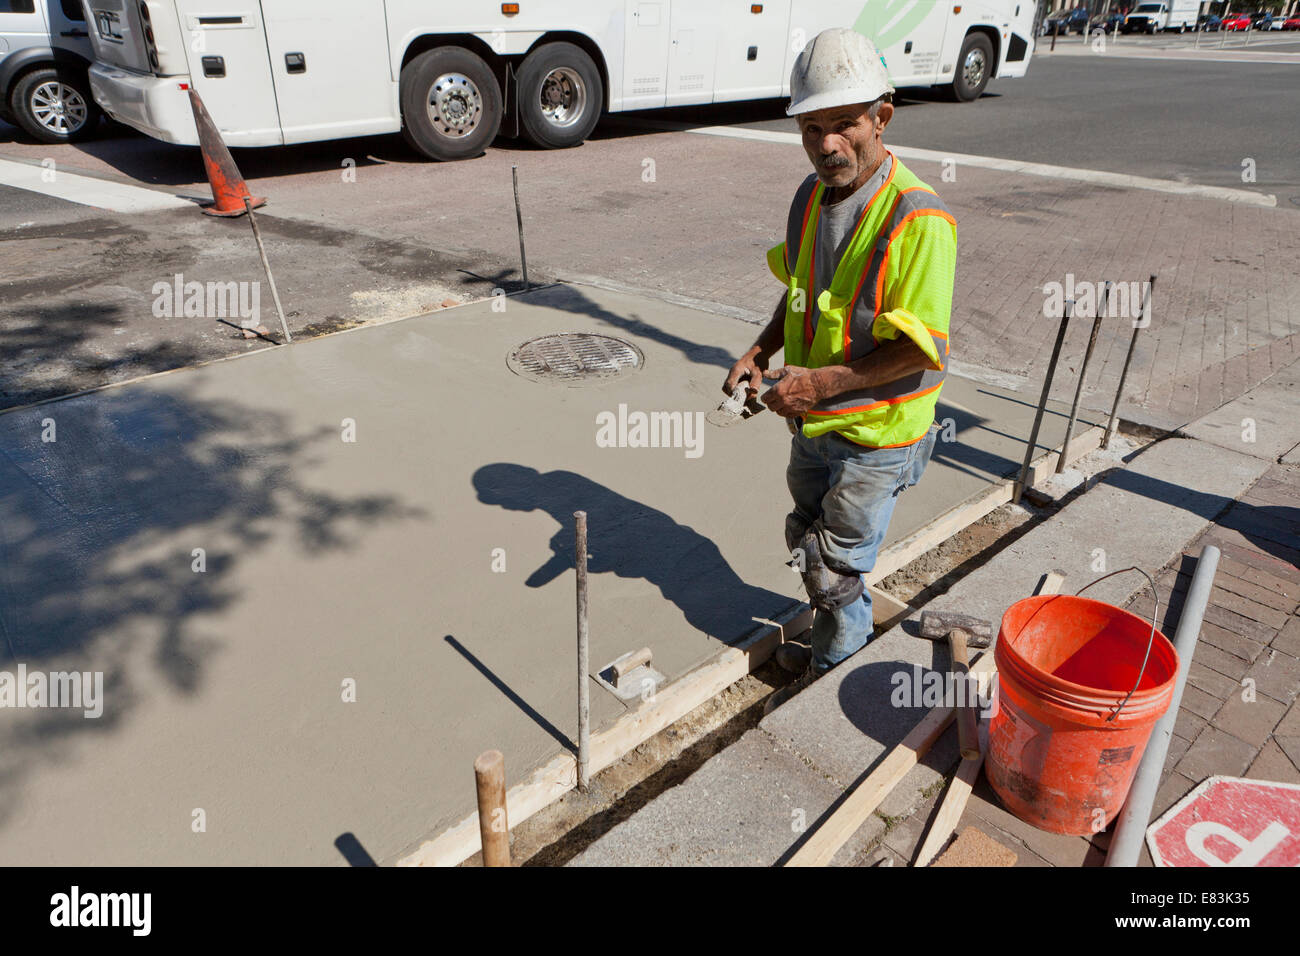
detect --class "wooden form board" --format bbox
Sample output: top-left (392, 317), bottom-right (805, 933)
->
top-left (398, 432), bottom-right (1095, 867)
top-left (785, 651), bottom-right (998, 866)
top-left (913, 740), bottom-right (985, 867)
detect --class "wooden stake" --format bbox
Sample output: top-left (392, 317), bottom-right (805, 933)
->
top-left (474, 749), bottom-right (511, 867)
top-left (913, 744), bottom-right (984, 867)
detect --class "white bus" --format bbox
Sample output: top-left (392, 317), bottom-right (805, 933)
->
top-left (84, 1), bottom-right (1039, 162)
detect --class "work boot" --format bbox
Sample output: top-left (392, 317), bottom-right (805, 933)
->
top-left (763, 667), bottom-right (817, 716)
top-left (774, 640), bottom-right (812, 674)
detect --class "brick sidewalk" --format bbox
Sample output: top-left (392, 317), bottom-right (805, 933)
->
top-left (879, 461), bottom-right (1300, 867)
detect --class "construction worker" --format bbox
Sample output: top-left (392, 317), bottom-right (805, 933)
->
top-left (723, 28), bottom-right (956, 708)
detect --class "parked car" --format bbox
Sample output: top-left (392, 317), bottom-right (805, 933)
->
top-left (1045, 7), bottom-right (1091, 33)
top-left (1090, 12), bottom-right (1125, 33)
top-left (0, 0), bottom-right (99, 143)
top-left (1198, 13), bottom-right (1224, 30)
top-left (1223, 14), bottom-right (1253, 29)
top-left (1260, 13), bottom-right (1285, 29)
top-left (1284, 15), bottom-right (1300, 29)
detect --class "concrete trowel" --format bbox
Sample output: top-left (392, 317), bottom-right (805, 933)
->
top-left (706, 381), bottom-right (765, 427)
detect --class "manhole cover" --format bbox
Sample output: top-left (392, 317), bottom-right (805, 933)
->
top-left (507, 333), bottom-right (644, 385)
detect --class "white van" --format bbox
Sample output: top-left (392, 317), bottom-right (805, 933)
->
top-left (1122, 0), bottom-right (1199, 34)
top-left (85, 1), bottom-right (1039, 162)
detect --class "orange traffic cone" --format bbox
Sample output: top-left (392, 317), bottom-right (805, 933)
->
top-left (187, 88), bottom-right (266, 217)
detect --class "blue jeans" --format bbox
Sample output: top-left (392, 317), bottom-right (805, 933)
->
top-left (785, 423), bottom-right (938, 674)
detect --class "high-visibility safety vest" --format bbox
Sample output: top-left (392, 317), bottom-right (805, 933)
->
top-left (766, 153), bottom-right (956, 449)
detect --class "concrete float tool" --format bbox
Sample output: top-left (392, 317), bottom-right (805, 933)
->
top-left (916, 610), bottom-right (993, 761)
top-left (706, 382), bottom-right (764, 427)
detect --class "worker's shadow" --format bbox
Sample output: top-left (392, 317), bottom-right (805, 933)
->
top-left (473, 463), bottom-right (793, 643)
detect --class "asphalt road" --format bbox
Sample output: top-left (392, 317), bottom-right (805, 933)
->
top-left (611, 45), bottom-right (1300, 200)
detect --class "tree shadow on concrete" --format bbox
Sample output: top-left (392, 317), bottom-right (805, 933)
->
top-left (472, 463), bottom-right (792, 643)
top-left (0, 388), bottom-right (425, 830)
top-left (0, 299), bottom-right (221, 409)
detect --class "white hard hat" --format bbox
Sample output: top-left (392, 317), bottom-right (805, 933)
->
top-left (787, 28), bottom-right (894, 117)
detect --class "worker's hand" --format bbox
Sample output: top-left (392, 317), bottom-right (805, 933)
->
top-left (723, 348), bottom-right (768, 399)
top-left (762, 366), bottom-right (823, 417)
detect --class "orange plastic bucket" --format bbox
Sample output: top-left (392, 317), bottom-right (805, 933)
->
top-left (987, 594), bottom-right (1179, 835)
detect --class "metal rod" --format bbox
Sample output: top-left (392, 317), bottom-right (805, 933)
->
top-left (1057, 282), bottom-right (1110, 474)
top-left (1014, 298), bottom-right (1073, 504)
top-left (512, 165), bottom-right (529, 292)
top-left (1103, 275), bottom-right (1155, 450)
top-left (1050, 21), bottom-right (1058, 51)
top-left (243, 197), bottom-right (292, 343)
top-left (474, 749), bottom-right (512, 866)
top-left (1105, 545), bottom-right (1220, 867)
top-left (575, 510), bottom-right (590, 791)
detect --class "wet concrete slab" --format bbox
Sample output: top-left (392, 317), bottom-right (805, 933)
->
top-left (0, 281), bottom-right (1084, 864)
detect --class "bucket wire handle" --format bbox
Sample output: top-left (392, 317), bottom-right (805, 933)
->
top-left (1073, 567), bottom-right (1160, 722)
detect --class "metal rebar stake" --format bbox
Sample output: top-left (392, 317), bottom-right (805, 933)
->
top-left (574, 510), bottom-right (590, 791)
top-left (244, 197), bottom-right (292, 343)
top-left (1057, 282), bottom-right (1110, 474)
top-left (1014, 298), bottom-right (1073, 504)
top-left (512, 165), bottom-right (529, 292)
top-left (1103, 275), bottom-right (1155, 450)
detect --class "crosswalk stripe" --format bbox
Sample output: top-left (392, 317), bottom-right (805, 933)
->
top-left (0, 158), bottom-right (191, 213)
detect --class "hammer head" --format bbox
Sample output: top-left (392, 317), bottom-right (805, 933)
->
top-left (918, 610), bottom-right (994, 648)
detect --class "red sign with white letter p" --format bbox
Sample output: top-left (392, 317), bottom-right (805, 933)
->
top-left (1147, 775), bottom-right (1300, 867)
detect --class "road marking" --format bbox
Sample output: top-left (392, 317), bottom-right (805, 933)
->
top-left (0, 158), bottom-right (192, 213)
top-left (627, 121), bottom-right (1277, 207)
top-left (1046, 47), bottom-right (1300, 64)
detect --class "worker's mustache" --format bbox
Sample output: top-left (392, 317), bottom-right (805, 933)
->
top-left (819, 154), bottom-right (852, 169)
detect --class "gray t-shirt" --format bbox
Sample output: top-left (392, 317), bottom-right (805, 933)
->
top-left (809, 153), bottom-right (893, 334)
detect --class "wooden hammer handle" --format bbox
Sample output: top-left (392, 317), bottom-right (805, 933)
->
top-left (947, 628), bottom-right (980, 761)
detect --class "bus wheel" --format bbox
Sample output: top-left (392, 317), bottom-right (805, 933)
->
top-left (9, 67), bottom-right (100, 144)
top-left (516, 42), bottom-right (603, 149)
top-left (401, 46), bottom-right (502, 161)
top-left (951, 34), bottom-right (993, 102)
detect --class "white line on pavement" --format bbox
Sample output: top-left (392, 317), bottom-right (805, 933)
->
top-left (636, 122), bottom-right (1277, 207)
top-left (0, 157), bottom-right (192, 213)
top-left (1045, 48), bottom-right (1300, 64)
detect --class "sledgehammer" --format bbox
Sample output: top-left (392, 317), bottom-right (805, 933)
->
top-left (917, 611), bottom-right (993, 761)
